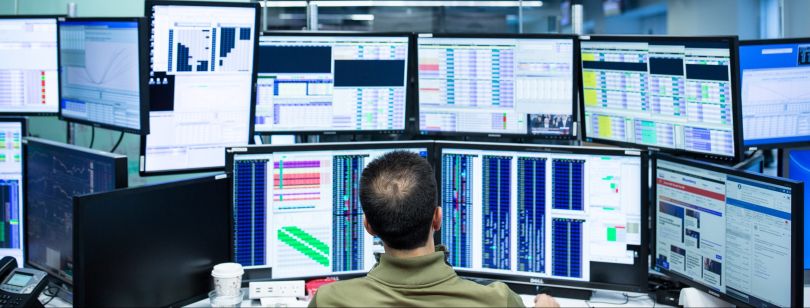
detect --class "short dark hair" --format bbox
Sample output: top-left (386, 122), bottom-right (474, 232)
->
top-left (360, 151), bottom-right (437, 250)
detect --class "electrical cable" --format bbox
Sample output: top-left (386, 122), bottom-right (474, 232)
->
top-left (88, 126), bottom-right (95, 148)
top-left (111, 132), bottom-right (125, 153)
top-left (41, 286), bottom-right (60, 305)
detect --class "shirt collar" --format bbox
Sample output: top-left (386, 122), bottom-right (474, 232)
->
top-left (367, 245), bottom-right (457, 288)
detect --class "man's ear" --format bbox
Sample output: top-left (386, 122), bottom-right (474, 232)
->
top-left (432, 206), bottom-right (442, 232)
top-left (363, 215), bottom-right (377, 236)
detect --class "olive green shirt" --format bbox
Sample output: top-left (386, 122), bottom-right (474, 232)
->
top-left (308, 249), bottom-right (525, 307)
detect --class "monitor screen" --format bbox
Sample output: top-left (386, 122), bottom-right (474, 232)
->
top-left (73, 175), bottom-right (230, 307)
top-left (740, 39), bottom-right (810, 147)
top-left (779, 148), bottom-right (810, 271)
top-left (436, 142), bottom-right (648, 291)
top-left (255, 34), bottom-right (410, 134)
top-left (228, 141), bottom-right (432, 279)
top-left (417, 35), bottom-right (576, 138)
top-left (654, 155), bottom-right (801, 307)
top-left (24, 137), bottom-right (127, 284)
top-left (0, 17), bottom-right (59, 114)
top-left (580, 36), bottom-right (740, 160)
top-left (58, 18), bottom-right (149, 134)
top-left (143, 2), bottom-right (258, 173)
top-left (0, 120), bottom-right (24, 266)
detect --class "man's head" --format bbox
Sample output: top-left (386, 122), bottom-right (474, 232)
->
top-left (360, 151), bottom-right (438, 250)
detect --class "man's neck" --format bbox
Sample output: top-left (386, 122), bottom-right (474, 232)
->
top-left (383, 237), bottom-right (436, 259)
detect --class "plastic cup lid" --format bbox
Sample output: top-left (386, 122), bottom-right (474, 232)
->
top-left (212, 262), bottom-right (245, 278)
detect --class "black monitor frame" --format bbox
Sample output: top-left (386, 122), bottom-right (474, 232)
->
top-left (57, 17), bottom-right (151, 135)
top-left (72, 174), bottom-right (230, 307)
top-left (433, 140), bottom-right (649, 293)
top-left (732, 149), bottom-right (764, 173)
top-left (652, 153), bottom-right (803, 307)
top-left (140, 0), bottom-right (260, 176)
top-left (224, 140), bottom-right (436, 281)
top-left (0, 15), bottom-right (63, 116)
top-left (739, 37), bottom-right (810, 149)
top-left (255, 31), bottom-right (416, 137)
top-left (0, 117), bottom-right (27, 262)
top-left (776, 147), bottom-right (810, 284)
top-left (22, 137), bottom-right (128, 286)
top-left (578, 35), bottom-right (744, 163)
top-left (415, 33), bottom-right (580, 141)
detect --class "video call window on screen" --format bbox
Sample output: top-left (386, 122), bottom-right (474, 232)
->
top-left (580, 36), bottom-right (739, 160)
top-left (418, 35), bottom-right (576, 138)
top-left (255, 35), bottom-right (410, 134)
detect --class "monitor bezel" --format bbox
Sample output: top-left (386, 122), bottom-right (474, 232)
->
top-left (651, 152), bottom-right (803, 307)
top-left (22, 137), bottom-right (128, 286)
top-left (777, 147), bottom-right (810, 284)
top-left (255, 31), bottom-right (416, 137)
top-left (0, 117), bottom-right (27, 264)
top-left (72, 174), bottom-right (229, 307)
top-left (578, 35), bottom-right (744, 163)
top-left (415, 33), bottom-right (580, 141)
top-left (0, 15), bottom-right (64, 116)
top-left (56, 17), bottom-right (151, 135)
top-left (224, 140), bottom-right (436, 281)
top-left (739, 37), bottom-right (810, 149)
top-left (433, 140), bottom-right (650, 293)
top-left (139, 0), bottom-right (260, 176)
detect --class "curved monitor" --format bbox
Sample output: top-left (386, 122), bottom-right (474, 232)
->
top-left (579, 35), bottom-right (742, 162)
top-left (417, 34), bottom-right (578, 139)
top-left (740, 38), bottom-right (810, 148)
top-left (255, 32), bottom-right (412, 135)
top-left (654, 153), bottom-right (802, 307)
top-left (435, 141), bottom-right (649, 293)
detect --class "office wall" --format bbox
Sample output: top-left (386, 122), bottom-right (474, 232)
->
top-left (784, 0), bottom-right (810, 37)
top-left (666, 0), bottom-right (759, 39)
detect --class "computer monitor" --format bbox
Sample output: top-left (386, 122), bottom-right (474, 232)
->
top-left (23, 137), bottom-right (127, 285)
top-left (58, 18), bottom-right (150, 134)
top-left (740, 38), bottom-right (810, 148)
top-left (73, 175), bottom-right (230, 307)
top-left (255, 33), bottom-right (411, 135)
top-left (0, 119), bottom-right (25, 266)
top-left (579, 36), bottom-right (743, 162)
top-left (778, 147), bottom-right (810, 279)
top-left (654, 153), bottom-right (802, 307)
top-left (142, 1), bottom-right (259, 174)
top-left (417, 34), bottom-right (577, 139)
top-left (225, 141), bottom-right (434, 279)
top-left (0, 16), bottom-right (60, 114)
top-left (435, 141), bottom-right (648, 292)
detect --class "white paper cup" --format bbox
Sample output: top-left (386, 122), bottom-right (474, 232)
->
top-left (212, 263), bottom-right (244, 297)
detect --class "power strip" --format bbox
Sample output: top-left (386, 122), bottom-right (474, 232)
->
top-left (248, 281), bottom-right (306, 299)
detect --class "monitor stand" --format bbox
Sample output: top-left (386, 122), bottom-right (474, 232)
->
top-left (588, 289), bottom-right (628, 304)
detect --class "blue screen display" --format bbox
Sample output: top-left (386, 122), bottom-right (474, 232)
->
top-left (786, 149), bottom-right (810, 269)
top-left (740, 41), bottom-right (810, 146)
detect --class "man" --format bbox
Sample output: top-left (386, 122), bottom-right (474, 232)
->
top-left (309, 151), bottom-right (560, 308)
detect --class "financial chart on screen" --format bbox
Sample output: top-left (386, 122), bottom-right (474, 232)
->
top-left (0, 122), bottom-right (23, 265)
top-left (255, 35), bottom-right (409, 133)
top-left (231, 147), bottom-right (427, 278)
top-left (0, 18), bottom-right (59, 114)
top-left (740, 40), bottom-right (810, 146)
top-left (418, 36), bottom-right (575, 136)
top-left (25, 138), bottom-right (123, 284)
top-left (59, 20), bottom-right (145, 132)
top-left (655, 158), bottom-right (795, 307)
top-left (439, 147), bottom-right (642, 281)
top-left (581, 38), bottom-right (737, 158)
top-left (145, 4), bottom-right (256, 173)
